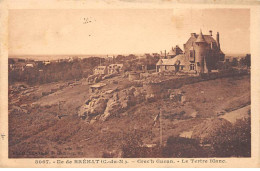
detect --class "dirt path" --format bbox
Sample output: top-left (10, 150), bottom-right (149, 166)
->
top-left (219, 105), bottom-right (250, 124)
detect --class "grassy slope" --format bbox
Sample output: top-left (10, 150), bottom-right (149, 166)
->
top-left (8, 75), bottom-right (250, 158)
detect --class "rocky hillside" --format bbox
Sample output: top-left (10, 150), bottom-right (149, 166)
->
top-left (8, 74), bottom-right (251, 158)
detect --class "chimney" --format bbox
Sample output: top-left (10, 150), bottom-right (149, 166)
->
top-left (216, 32), bottom-right (220, 49)
top-left (191, 33), bottom-right (196, 38)
top-left (209, 30), bottom-right (212, 36)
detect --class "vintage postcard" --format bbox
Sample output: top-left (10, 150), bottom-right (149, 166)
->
top-left (0, 0), bottom-right (260, 168)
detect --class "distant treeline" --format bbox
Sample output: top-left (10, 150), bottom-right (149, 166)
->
top-left (229, 54), bottom-right (251, 68)
top-left (8, 54), bottom-right (160, 85)
top-left (9, 53), bottom-right (248, 86)
top-left (8, 57), bottom-right (104, 85)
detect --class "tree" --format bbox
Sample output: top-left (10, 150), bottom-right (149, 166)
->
top-left (8, 58), bottom-right (15, 64)
top-left (231, 58), bottom-right (238, 66)
top-left (245, 54), bottom-right (251, 68)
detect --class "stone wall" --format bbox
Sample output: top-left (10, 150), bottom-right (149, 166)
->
top-left (144, 69), bottom-right (249, 96)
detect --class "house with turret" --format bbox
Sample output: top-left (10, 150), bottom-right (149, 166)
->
top-left (156, 30), bottom-right (225, 74)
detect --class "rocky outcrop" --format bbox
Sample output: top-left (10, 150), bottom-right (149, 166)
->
top-left (87, 74), bottom-right (103, 84)
top-left (100, 96), bottom-right (121, 121)
top-left (87, 73), bottom-right (118, 84)
top-left (79, 77), bottom-right (191, 123)
top-left (78, 81), bottom-right (190, 123)
top-left (78, 86), bottom-right (145, 122)
top-left (78, 96), bottom-right (108, 120)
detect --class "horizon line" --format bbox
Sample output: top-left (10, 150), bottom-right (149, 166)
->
top-left (9, 52), bottom-right (250, 56)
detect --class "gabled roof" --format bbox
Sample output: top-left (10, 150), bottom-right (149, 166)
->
top-left (156, 54), bottom-right (187, 66)
top-left (168, 45), bottom-right (183, 56)
top-left (157, 58), bottom-right (175, 65)
top-left (203, 35), bottom-right (217, 44)
top-left (185, 33), bottom-right (218, 50)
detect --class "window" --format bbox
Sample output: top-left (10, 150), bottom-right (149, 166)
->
top-left (190, 50), bottom-right (195, 62)
top-left (190, 50), bottom-right (194, 57)
top-left (190, 64), bottom-right (195, 70)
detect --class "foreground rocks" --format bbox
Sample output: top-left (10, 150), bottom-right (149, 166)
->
top-left (78, 85), bottom-right (146, 122)
top-left (78, 80), bottom-right (188, 123)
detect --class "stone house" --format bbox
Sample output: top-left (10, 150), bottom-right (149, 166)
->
top-left (94, 66), bottom-right (108, 75)
top-left (157, 30), bottom-right (225, 74)
top-left (108, 64), bottom-right (123, 74)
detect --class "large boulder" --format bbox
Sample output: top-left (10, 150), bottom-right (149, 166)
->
top-left (78, 85), bottom-right (146, 122)
top-left (78, 97), bottom-right (108, 120)
top-left (89, 98), bottom-right (108, 116)
top-left (100, 99), bottom-right (122, 121)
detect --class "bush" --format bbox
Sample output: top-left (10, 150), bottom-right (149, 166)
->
top-left (120, 130), bottom-right (162, 158)
top-left (121, 130), bottom-right (144, 158)
top-left (209, 117), bottom-right (251, 157)
top-left (162, 136), bottom-right (207, 157)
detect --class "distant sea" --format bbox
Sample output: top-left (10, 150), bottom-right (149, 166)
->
top-left (9, 53), bottom-right (248, 61)
top-left (225, 53), bottom-right (249, 58)
top-left (8, 54), bottom-right (115, 61)
top-left (8, 54), bottom-right (145, 61)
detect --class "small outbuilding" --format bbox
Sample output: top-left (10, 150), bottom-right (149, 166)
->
top-left (108, 64), bottom-right (123, 74)
top-left (94, 66), bottom-right (108, 75)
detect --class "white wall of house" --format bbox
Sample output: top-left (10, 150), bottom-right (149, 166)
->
top-left (156, 65), bottom-right (175, 72)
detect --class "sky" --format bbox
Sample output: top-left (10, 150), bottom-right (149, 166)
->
top-left (9, 8), bottom-right (250, 56)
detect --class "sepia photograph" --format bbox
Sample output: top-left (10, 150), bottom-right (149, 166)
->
top-left (1, 0), bottom-right (260, 168)
top-left (7, 8), bottom-right (252, 159)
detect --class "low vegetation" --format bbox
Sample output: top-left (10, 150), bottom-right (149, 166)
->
top-left (121, 117), bottom-right (251, 158)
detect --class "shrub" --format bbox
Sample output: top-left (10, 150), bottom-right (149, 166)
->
top-left (162, 136), bottom-right (207, 157)
top-left (209, 117), bottom-right (251, 157)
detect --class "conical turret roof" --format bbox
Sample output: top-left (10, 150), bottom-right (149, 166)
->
top-left (195, 30), bottom-right (206, 43)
